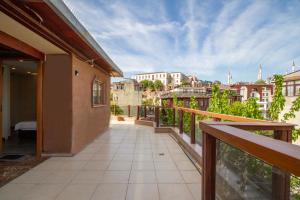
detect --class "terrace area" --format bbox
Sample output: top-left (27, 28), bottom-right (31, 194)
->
top-left (0, 119), bottom-right (201, 200)
top-left (1, 105), bottom-right (300, 200)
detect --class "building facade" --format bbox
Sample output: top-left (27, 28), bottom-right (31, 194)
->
top-left (230, 83), bottom-right (273, 117)
top-left (0, 0), bottom-right (122, 157)
top-left (111, 79), bottom-right (142, 106)
top-left (131, 72), bottom-right (188, 88)
top-left (279, 70), bottom-right (300, 144)
top-left (160, 86), bottom-right (241, 111)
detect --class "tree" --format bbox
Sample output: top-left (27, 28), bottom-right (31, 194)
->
top-left (283, 88), bottom-right (300, 141)
top-left (255, 79), bottom-right (266, 84)
top-left (268, 75), bottom-right (285, 120)
top-left (154, 80), bottom-right (163, 91)
top-left (207, 83), bottom-right (230, 114)
top-left (140, 80), bottom-right (150, 91)
top-left (228, 101), bottom-right (245, 116)
top-left (242, 97), bottom-right (262, 119)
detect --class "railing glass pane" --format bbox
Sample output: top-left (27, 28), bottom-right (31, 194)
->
top-left (216, 140), bottom-right (273, 199)
top-left (291, 175), bottom-right (300, 199)
top-left (159, 107), bottom-right (174, 126)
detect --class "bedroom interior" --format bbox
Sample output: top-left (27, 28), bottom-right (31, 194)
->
top-left (0, 45), bottom-right (38, 158)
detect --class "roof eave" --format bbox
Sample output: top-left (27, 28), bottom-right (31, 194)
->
top-left (45, 0), bottom-right (123, 77)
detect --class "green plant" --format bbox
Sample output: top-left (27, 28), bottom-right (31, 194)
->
top-left (110, 104), bottom-right (124, 115)
top-left (255, 79), bottom-right (266, 84)
top-left (160, 100), bottom-right (174, 125)
top-left (242, 97), bottom-right (262, 119)
top-left (207, 84), bottom-right (230, 114)
top-left (269, 74), bottom-right (285, 120)
top-left (228, 101), bottom-right (245, 116)
top-left (154, 80), bottom-right (163, 91)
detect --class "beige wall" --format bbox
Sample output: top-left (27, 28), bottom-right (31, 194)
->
top-left (43, 54), bottom-right (73, 153)
top-left (10, 73), bottom-right (36, 125)
top-left (279, 96), bottom-right (300, 145)
top-left (71, 55), bottom-right (110, 154)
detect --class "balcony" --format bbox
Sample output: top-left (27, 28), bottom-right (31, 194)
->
top-left (1, 106), bottom-right (300, 200)
top-left (133, 105), bottom-right (300, 199)
top-left (0, 118), bottom-right (201, 200)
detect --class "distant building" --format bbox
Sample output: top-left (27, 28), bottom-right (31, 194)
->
top-left (111, 79), bottom-right (142, 106)
top-left (230, 82), bottom-right (273, 118)
top-left (160, 86), bottom-right (241, 110)
top-left (279, 69), bottom-right (300, 144)
top-left (131, 72), bottom-right (188, 89)
top-left (170, 72), bottom-right (188, 87)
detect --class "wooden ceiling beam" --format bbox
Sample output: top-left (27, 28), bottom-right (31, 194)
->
top-left (0, 31), bottom-right (44, 60)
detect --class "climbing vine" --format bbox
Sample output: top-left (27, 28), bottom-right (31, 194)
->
top-left (268, 74), bottom-right (285, 120)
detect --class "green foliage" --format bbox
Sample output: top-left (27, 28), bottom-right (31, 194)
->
top-left (140, 80), bottom-right (155, 91)
top-left (283, 89), bottom-right (300, 121)
top-left (110, 104), bottom-right (123, 115)
top-left (228, 101), bottom-right (244, 116)
top-left (255, 79), bottom-right (266, 84)
top-left (154, 80), bottom-right (163, 91)
top-left (172, 92), bottom-right (178, 106)
top-left (207, 84), bottom-right (230, 114)
top-left (160, 100), bottom-right (174, 125)
top-left (242, 97), bottom-right (262, 119)
top-left (269, 74), bottom-right (285, 120)
top-left (180, 80), bottom-right (190, 87)
top-left (142, 98), bottom-right (153, 106)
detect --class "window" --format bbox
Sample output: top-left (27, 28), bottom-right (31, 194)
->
top-left (287, 85), bottom-right (294, 96)
top-left (92, 78), bottom-right (105, 106)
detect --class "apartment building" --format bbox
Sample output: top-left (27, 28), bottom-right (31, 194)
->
top-left (170, 72), bottom-right (188, 86)
top-left (131, 72), bottom-right (170, 86)
top-left (279, 70), bottom-right (300, 143)
top-left (131, 71), bottom-right (188, 88)
top-left (111, 79), bottom-right (142, 106)
top-left (231, 83), bottom-right (273, 118)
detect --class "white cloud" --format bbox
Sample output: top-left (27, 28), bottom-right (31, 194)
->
top-left (64, 0), bottom-right (300, 82)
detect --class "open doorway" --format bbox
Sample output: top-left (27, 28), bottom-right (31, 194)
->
top-left (0, 43), bottom-right (41, 159)
top-left (2, 60), bottom-right (37, 155)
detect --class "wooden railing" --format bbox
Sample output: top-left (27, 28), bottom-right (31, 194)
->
top-left (130, 105), bottom-right (299, 199)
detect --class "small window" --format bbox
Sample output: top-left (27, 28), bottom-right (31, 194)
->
top-left (92, 78), bottom-right (105, 106)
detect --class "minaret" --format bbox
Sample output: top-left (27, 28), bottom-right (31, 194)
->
top-left (292, 61), bottom-right (296, 72)
top-left (257, 64), bottom-right (262, 80)
top-left (227, 69), bottom-right (232, 85)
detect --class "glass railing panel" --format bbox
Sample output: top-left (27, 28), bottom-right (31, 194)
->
top-left (291, 175), bottom-right (300, 199)
top-left (216, 140), bottom-right (273, 199)
top-left (159, 107), bottom-right (174, 126)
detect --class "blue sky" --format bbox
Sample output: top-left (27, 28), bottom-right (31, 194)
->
top-left (64, 0), bottom-right (300, 83)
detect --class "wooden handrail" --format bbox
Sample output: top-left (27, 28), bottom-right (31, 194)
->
top-left (199, 122), bottom-right (300, 176)
top-left (203, 121), bottom-right (295, 130)
top-left (175, 106), bottom-right (271, 123)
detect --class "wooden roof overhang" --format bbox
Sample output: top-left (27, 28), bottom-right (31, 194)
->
top-left (0, 0), bottom-right (123, 77)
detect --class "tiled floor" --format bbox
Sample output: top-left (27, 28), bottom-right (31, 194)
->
top-left (0, 120), bottom-right (201, 200)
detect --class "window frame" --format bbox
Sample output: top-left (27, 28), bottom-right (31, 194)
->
top-left (91, 77), bottom-right (105, 107)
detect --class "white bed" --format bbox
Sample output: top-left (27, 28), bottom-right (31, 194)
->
top-left (14, 121), bottom-right (37, 131)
